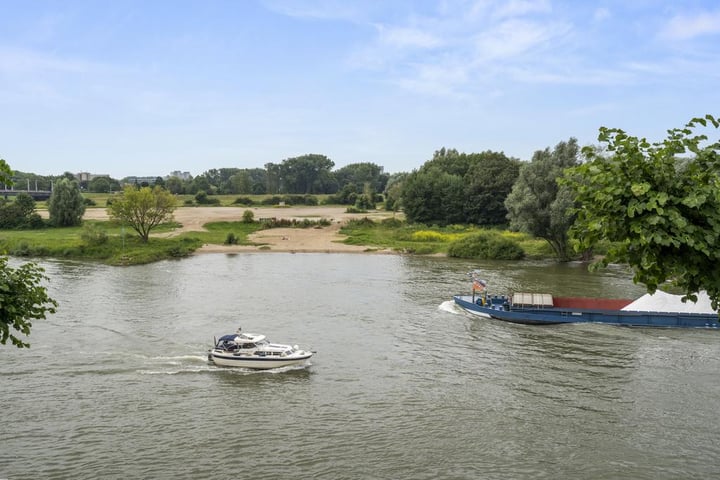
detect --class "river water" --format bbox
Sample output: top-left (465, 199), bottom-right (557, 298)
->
top-left (2, 253), bottom-right (719, 479)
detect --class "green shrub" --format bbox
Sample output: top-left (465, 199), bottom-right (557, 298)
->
top-left (346, 206), bottom-right (367, 214)
top-left (195, 190), bottom-right (220, 205)
top-left (225, 232), bottom-right (238, 245)
top-left (447, 232), bottom-right (524, 260)
top-left (80, 223), bottom-right (108, 246)
top-left (242, 210), bottom-right (255, 223)
top-left (381, 217), bottom-right (404, 228)
top-left (345, 217), bottom-right (376, 228)
top-left (233, 197), bottom-right (254, 206)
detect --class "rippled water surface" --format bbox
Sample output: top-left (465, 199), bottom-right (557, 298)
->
top-left (2, 254), bottom-right (719, 479)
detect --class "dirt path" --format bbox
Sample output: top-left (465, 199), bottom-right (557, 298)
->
top-left (82, 206), bottom-right (400, 254)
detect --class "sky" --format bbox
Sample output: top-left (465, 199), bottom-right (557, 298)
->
top-left (1, 0), bottom-right (719, 179)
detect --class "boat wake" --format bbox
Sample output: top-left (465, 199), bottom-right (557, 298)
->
top-left (135, 353), bottom-right (214, 375)
top-left (438, 300), bottom-right (461, 314)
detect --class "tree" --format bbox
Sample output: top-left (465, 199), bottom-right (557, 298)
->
top-left (107, 185), bottom-right (176, 242)
top-left (0, 257), bottom-right (58, 348)
top-left (0, 157), bottom-right (12, 185)
top-left (279, 154), bottom-right (335, 194)
top-left (402, 167), bottom-right (465, 225)
top-left (334, 162), bottom-right (389, 195)
top-left (404, 148), bottom-right (519, 226)
top-left (463, 152), bottom-right (520, 225)
top-left (165, 176), bottom-right (185, 194)
top-left (88, 176), bottom-right (112, 193)
top-left (0, 192), bottom-right (43, 229)
top-left (563, 115), bottom-right (720, 309)
top-left (0, 158), bottom-right (58, 349)
top-left (505, 138), bottom-right (580, 261)
top-left (48, 178), bottom-right (85, 226)
top-left (384, 172), bottom-right (408, 212)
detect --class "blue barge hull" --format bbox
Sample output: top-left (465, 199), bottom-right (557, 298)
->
top-left (453, 295), bottom-right (720, 329)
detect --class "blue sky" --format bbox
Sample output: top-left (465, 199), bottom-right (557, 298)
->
top-left (1, 0), bottom-right (719, 179)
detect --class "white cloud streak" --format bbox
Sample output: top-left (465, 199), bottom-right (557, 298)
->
top-left (661, 9), bottom-right (720, 40)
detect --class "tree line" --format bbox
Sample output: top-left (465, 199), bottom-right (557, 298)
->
top-left (8, 155), bottom-right (391, 199)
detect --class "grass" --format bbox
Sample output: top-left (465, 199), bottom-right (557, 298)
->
top-left (0, 218), bottom-right (313, 265)
top-left (0, 214), bottom-right (559, 265)
top-left (0, 224), bottom-right (204, 265)
top-left (340, 218), bottom-right (553, 258)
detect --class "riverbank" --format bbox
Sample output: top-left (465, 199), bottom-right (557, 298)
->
top-left (82, 205), bottom-right (401, 254)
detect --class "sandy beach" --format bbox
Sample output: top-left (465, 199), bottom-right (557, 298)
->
top-left (81, 205), bottom-right (401, 254)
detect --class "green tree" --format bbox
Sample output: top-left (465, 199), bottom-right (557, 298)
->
top-left (384, 172), bottom-right (408, 212)
top-left (505, 138), bottom-right (580, 261)
top-left (13, 192), bottom-right (36, 218)
top-left (0, 157), bottom-right (12, 185)
top-left (165, 176), bottom-right (185, 194)
top-left (279, 154), bottom-right (335, 194)
top-left (48, 178), bottom-right (85, 226)
top-left (0, 158), bottom-right (58, 348)
top-left (88, 176), bottom-right (112, 193)
top-left (402, 167), bottom-right (465, 225)
top-left (189, 175), bottom-right (212, 195)
top-left (401, 148), bottom-right (518, 226)
top-left (107, 185), bottom-right (176, 242)
top-left (425, 147), bottom-right (471, 176)
top-left (334, 162), bottom-right (389, 195)
top-left (227, 172), bottom-right (251, 194)
top-left (0, 257), bottom-right (58, 348)
top-left (463, 151), bottom-right (520, 225)
top-left (563, 115), bottom-right (720, 308)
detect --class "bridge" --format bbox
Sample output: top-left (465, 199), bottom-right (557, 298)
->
top-left (1, 189), bottom-right (53, 201)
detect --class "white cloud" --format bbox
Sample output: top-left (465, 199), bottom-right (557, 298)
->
top-left (593, 7), bottom-right (610, 22)
top-left (260, 0), bottom-right (368, 23)
top-left (491, 0), bottom-right (551, 20)
top-left (394, 60), bottom-right (470, 97)
top-left (661, 10), bottom-right (720, 39)
top-left (0, 46), bottom-right (92, 74)
top-left (473, 19), bottom-right (568, 61)
top-left (376, 25), bottom-right (445, 49)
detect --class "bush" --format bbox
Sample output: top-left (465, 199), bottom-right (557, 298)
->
top-left (381, 217), bottom-right (404, 228)
top-left (411, 230), bottom-right (447, 242)
top-left (225, 232), bottom-right (238, 245)
top-left (345, 217), bottom-right (376, 228)
top-left (233, 197), bottom-right (254, 206)
top-left (19, 213), bottom-right (45, 229)
top-left (346, 206), bottom-right (367, 214)
top-left (242, 210), bottom-right (255, 223)
top-left (80, 223), bottom-right (108, 246)
top-left (195, 190), bottom-right (220, 205)
top-left (259, 217), bottom-right (331, 229)
top-left (447, 232), bottom-right (524, 260)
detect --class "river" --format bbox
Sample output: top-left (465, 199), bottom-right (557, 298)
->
top-left (2, 253), bottom-right (719, 479)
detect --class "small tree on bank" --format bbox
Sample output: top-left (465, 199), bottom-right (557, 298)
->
top-left (107, 185), bottom-right (176, 242)
top-left (48, 178), bottom-right (85, 226)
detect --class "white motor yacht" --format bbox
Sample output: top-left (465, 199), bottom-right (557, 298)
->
top-left (208, 328), bottom-right (313, 369)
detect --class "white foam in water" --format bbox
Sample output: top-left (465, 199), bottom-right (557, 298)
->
top-left (438, 300), bottom-right (460, 314)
